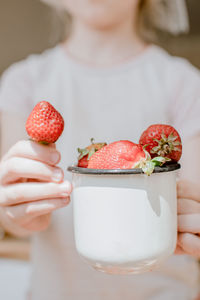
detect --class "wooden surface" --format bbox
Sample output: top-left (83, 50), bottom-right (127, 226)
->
top-left (0, 236), bottom-right (30, 261)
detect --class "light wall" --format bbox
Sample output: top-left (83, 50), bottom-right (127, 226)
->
top-left (0, 0), bottom-right (61, 75)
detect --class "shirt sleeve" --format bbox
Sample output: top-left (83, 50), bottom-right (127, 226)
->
top-left (168, 58), bottom-right (200, 142)
top-left (0, 57), bottom-right (35, 117)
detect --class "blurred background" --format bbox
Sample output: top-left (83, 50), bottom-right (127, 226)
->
top-left (0, 0), bottom-right (200, 299)
top-left (1, 0), bottom-right (200, 76)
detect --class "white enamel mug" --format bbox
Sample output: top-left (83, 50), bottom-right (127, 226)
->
top-left (68, 164), bottom-right (180, 275)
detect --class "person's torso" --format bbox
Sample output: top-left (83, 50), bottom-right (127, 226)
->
top-left (29, 45), bottom-right (199, 300)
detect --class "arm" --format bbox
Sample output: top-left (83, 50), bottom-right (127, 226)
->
top-left (176, 134), bottom-right (200, 258)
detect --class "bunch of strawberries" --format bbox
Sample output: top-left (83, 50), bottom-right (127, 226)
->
top-left (26, 101), bottom-right (182, 175)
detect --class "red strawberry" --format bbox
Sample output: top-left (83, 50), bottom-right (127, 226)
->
top-left (78, 138), bottom-right (107, 168)
top-left (139, 124), bottom-right (182, 162)
top-left (26, 101), bottom-right (64, 144)
top-left (78, 156), bottom-right (89, 168)
top-left (88, 140), bottom-right (146, 169)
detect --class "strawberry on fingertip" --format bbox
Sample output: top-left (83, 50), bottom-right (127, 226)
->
top-left (26, 101), bottom-right (64, 144)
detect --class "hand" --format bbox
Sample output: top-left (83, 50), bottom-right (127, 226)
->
top-left (176, 180), bottom-right (200, 258)
top-left (0, 140), bottom-right (72, 237)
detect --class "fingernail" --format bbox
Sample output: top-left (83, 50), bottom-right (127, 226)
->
top-left (51, 152), bottom-right (60, 164)
top-left (60, 181), bottom-right (72, 195)
top-left (52, 168), bottom-right (63, 182)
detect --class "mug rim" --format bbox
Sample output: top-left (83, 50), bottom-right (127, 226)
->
top-left (67, 163), bottom-right (181, 175)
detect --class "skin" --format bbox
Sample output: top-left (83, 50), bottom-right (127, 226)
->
top-left (0, 0), bottom-right (200, 262)
top-left (63, 0), bottom-right (140, 30)
top-left (64, 0), bottom-right (146, 66)
top-left (176, 136), bottom-right (200, 259)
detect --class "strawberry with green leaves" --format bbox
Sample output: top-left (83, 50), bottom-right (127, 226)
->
top-left (139, 124), bottom-right (182, 162)
top-left (78, 138), bottom-right (107, 168)
top-left (26, 101), bottom-right (64, 144)
top-left (87, 140), bottom-right (169, 175)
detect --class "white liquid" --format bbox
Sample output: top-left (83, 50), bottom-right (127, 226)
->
top-left (73, 182), bottom-right (177, 272)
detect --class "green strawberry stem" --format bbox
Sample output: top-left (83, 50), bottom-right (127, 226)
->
top-left (77, 147), bottom-right (89, 160)
top-left (38, 141), bottom-right (50, 145)
top-left (142, 156), bottom-right (171, 176)
top-left (135, 150), bottom-right (171, 176)
top-left (151, 132), bottom-right (181, 156)
top-left (29, 138), bottom-right (50, 146)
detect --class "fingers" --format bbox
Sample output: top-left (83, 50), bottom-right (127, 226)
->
top-left (0, 157), bottom-right (64, 185)
top-left (177, 198), bottom-right (200, 215)
top-left (0, 181), bottom-right (72, 206)
top-left (177, 233), bottom-right (200, 258)
top-left (177, 180), bottom-right (200, 202)
top-left (177, 180), bottom-right (200, 258)
top-left (178, 214), bottom-right (200, 234)
top-left (4, 197), bottom-right (70, 224)
top-left (2, 140), bottom-right (61, 166)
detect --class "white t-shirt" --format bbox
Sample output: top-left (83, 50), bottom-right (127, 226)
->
top-left (0, 45), bottom-right (200, 300)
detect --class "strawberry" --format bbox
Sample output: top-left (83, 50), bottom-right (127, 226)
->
top-left (26, 101), bottom-right (64, 144)
top-left (86, 140), bottom-right (170, 175)
top-left (78, 156), bottom-right (89, 168)
top-left (88, 140), bottom-right (147, 170)
top-left (78, 138), bottom-right (107, 168)
top-left (139, 124), bottom-right (182, 162)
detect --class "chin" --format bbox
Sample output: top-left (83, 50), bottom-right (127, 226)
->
top-left (81, 14), bottom-right (127, 30)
